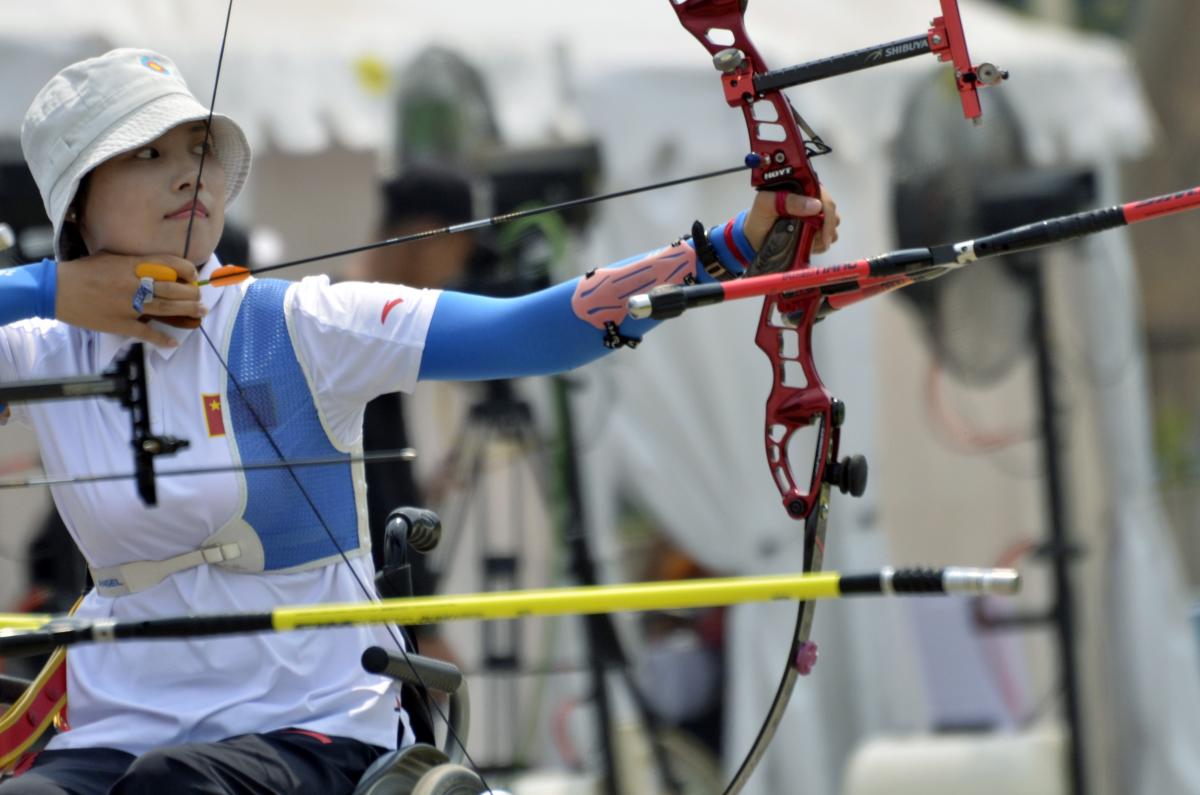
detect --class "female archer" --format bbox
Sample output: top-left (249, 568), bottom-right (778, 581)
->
top-left (0, 49), bottom-right (837, 794)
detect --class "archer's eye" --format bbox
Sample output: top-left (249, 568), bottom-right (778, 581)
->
top-left (193, 140), bottom-right (215, 157)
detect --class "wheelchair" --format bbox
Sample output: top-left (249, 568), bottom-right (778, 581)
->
top-left (0, 650), bottom-right (487, 795)
top-left (0, 507), bottom-right (502, 795)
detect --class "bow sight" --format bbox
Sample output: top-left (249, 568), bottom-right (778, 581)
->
top-left (0, 344), bottom-right (187, 505)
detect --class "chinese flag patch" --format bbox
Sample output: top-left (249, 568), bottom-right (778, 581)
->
top-left (202, 393), bottom-right (226, 437)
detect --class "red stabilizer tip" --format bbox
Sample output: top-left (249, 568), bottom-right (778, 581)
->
top-left (795, 640), bottom-right (819, 675)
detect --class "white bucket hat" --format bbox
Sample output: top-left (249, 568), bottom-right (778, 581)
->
top-left (21, 48), bottom-right (251, 262)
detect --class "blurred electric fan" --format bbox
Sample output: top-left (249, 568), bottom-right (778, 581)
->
top-left (891, 75), bottom-right (1033, 385)
top-left (392, 46), bottom-right (502, 171)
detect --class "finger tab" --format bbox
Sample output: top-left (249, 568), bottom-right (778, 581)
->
top-left (136, 263), bottom-right (179, 282)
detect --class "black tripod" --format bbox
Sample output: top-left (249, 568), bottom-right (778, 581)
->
top-left (430, 376), bottom-right (683, 794)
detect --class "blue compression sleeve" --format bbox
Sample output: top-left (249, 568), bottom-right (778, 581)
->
top-left (0, 259), bottom-right (57, 325)
top-left (419, 215), bottom-right (752, 381)
top-left (420, 281), bottom-right (609, 380)
top-left (708, 211), bottom-right (755, 272)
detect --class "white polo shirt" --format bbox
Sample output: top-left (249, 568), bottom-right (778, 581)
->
top-left (0, 258), bottom-right (438, 755)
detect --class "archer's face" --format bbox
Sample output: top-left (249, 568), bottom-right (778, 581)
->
top-left (78, 122), bottom-right (227, 266)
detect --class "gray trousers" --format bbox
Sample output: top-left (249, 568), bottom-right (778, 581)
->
top-left (0, 728), bottom-right (385, 795)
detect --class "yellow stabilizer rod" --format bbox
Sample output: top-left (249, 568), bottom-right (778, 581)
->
top-left (273, 566), bottom-right (1019, 630)
top-left (0, 568), bottom-right (1019, 653)
top-left (0, 615), bottom-right (52, 631)
top-left (274, 572), bottom-right (845, 630)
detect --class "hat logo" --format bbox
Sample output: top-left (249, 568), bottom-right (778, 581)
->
top-left (139, 55), bottom-right (170, 75)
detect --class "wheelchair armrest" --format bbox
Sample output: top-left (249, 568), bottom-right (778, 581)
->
top-left (362, 646), bottom-right (470, 764)
top-left (362, 647), bottom-right (461, 694)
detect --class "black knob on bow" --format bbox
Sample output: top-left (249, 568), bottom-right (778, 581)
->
top-left (826, 454), bottom-right (868, 498)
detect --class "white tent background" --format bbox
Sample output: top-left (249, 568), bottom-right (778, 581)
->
top-left (1, 2), bottom-right (1196, 793)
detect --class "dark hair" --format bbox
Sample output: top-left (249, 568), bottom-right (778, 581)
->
top-left (58, 174), bottom-right (92, 261)
top-left (381, 167), bottom-right (473, 229)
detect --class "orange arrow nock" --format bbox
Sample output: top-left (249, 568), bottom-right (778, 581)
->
top-left (199, 265), bottom-right (251, 288)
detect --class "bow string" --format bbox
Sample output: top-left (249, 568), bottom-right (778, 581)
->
top-left (176, 2), bottom-right (502, 790)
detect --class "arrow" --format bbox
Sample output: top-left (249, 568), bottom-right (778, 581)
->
top-left (628, 185), bottom-right (1200, 320)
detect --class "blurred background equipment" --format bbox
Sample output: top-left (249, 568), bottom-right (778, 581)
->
top-left (892, 78), bottom-right (1101, 795)
top-left (891, 86), bottom-right (1033, 386)
top-left (0, 160), bottom-right (53, 265)
top-left (0, 224), bottom-right (14, 259)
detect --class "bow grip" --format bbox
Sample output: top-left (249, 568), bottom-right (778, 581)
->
top-left (749, 215), bottom-right (805, 278)
top-left (746, 191), bottom-right (824, 279)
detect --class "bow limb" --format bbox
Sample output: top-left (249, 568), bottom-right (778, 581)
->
top-left (721, 487), bottom-right (830, 794)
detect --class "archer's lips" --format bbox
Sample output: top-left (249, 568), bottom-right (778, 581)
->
top-left (165, 200), bottom-right (209, 220)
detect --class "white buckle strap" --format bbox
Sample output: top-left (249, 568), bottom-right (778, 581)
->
top-left (91, 542), bottom-right (242, 597)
